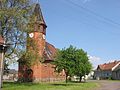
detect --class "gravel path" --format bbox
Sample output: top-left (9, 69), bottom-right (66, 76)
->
top-left (96, 80), bottom-right (120, 90)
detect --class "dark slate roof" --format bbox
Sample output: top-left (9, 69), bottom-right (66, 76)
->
top-left (18, 42), bottom-right (57, 62)
top-left (43, 42), bottom-right (57, 61)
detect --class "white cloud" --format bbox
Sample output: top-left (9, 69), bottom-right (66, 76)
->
top-left (88, 55), bottom-right (102, 69)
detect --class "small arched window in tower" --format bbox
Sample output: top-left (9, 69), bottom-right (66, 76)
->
top-left (38, 25), bottom-right (44, 33)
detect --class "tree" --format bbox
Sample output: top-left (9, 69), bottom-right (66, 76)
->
top-left (53, 46), bottom-right (92, 83)
top-left (0, 0), bottom-right (34, 61)
top-left (53, 45), bottom-right (76, 83)
top-left (74, 49), bottom-right (92, 82)
top-left (0, 0), bottom-right (36, 70)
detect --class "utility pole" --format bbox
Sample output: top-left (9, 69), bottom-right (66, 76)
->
top-left (0, 42), bottom-right (9, 88)
top-left (0, 45), bottom-right (4, 88)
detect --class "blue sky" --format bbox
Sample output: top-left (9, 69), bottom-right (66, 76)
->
top-left (38, 0), bottom-right (120, 68)
top-left (10, 0), bottom-right (120, 69)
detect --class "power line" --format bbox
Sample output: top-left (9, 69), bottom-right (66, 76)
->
top-left (64, 0), bottom-right (120, 27)
top-left (57, 0), bottom-right (120, 35)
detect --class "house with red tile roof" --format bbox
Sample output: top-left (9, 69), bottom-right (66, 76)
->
top-left (94, 61), bottom-right (120, 80)
top-left (18, 3), bottom-right (65, 82)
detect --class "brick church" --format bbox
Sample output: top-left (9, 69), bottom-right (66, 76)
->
top-left (18, 3), bottom-right (65, 82)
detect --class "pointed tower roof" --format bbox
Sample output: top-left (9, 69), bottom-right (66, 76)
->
top-left (33, 3), bottom-right (47, 28)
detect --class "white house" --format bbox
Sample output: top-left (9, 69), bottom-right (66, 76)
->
top-left (94, 61), bottom-right (120, 80)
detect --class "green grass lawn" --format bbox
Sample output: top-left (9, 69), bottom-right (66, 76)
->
top-left (3, 81), bottom-right (99, 90)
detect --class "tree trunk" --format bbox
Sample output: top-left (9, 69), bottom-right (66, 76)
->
top-left (79, 74), bottom-right (82, 82)
top-left (65, 74), bottom-right (68, 83)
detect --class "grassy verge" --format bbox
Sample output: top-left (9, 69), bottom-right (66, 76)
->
top-left (3, 81), bottom-right (99, 90)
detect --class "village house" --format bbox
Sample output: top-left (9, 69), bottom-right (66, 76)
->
top-left (18, 3), bottom-right (65, 82)
top-left (94, 61), bottom-right (120, 80)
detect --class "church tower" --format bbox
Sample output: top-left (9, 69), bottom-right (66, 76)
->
top-left (18, 3), bottom-right (48, 82)
top-left (28, 3), bottom-right (47, 57)
top-left (27, 3), bottom-right (48, 82)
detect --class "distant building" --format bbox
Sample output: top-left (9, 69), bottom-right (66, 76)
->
top-left (18, 3), bottom-right (65, 82)
top-left (94, 61), bottom-right (120, 80)
top-left (3, 69), bottom-right (18, 81)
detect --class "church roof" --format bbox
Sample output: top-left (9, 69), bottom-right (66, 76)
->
top-left (97, 61), bottom-right (120, 71)
top-left (43, 42), bottom-right (57, 61)
top-left (18, 42), bottom-right (57, 62)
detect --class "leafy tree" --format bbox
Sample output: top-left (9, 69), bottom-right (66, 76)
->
top-left (0, 0), bottom-right (36, 69)
top-left (53, 45), bottom-right (76, 83)
top-left (53, 46), bottom-right (92, 83)
top-left (0, 1), bottom-right (37, 86)
top-left (74, 49), bottom-right (92, 82)
top-left (0, 0), bottom-right (32, 59)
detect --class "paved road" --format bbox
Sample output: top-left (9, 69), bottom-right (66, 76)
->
top-left (95, 80), bottom-right (120, 90)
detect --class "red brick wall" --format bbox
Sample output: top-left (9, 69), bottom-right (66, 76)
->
top-left (29, 62), bottom-right (65, 82)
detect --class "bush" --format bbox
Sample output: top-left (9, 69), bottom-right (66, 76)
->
top-left (108, 76), bottom-right (113, 80)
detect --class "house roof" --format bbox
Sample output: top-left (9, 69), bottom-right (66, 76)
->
top-left (97, 61), bottom-right (120, 71)
top-left (43, 42), bottom-right (57, 61)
